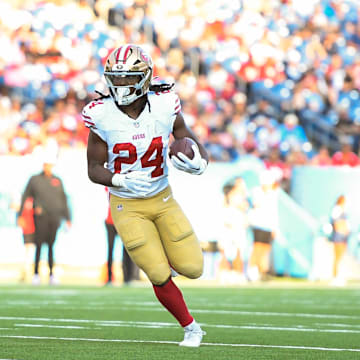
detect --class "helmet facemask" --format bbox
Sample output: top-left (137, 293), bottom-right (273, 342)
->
top-left (104, 70), bottom-right (151, 106)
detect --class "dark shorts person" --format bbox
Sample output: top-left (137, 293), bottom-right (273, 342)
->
top-left (23, 234), bottom-right (35, 244)
top-left (252, 228), bottom-right (272, 244)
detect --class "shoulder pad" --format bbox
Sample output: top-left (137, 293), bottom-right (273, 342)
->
top-left (149, 90), bottom-right (181, 116)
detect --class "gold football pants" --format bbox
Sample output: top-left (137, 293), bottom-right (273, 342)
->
top-left (110, 186), bottom-right (203, 285)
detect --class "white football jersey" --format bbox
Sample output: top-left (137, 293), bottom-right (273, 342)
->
top-left (82, 90), bottom-right (181, 198)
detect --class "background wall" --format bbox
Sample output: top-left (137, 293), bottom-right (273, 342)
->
top-left (0, 150), bottom-right (360, 283)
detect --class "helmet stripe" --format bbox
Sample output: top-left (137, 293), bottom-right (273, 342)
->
top-left (115, 46), bottom-right (123, 62)
top-left (122, 45), bottom-right (132, 62)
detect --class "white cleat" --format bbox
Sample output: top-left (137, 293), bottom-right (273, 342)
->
top-left (179, 320), bottom-right (206, 347)
top-left (49, 275), bottom-right (60, 286)
top-left (32, 274), bottom-right (41, 285)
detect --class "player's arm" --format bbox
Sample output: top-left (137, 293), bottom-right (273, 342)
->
top-left (17, 177), bottom-right (34, 226)
top-left (172, 113), bottom-right (209, 163)
top-left (87, 130), bottom-right (114, 186)
top-left (171, 113), bottom-right (209, 174)
top-left (87, 130), bottom-right (152, 195)
top-left (18, 177), bottom-right (34, 216)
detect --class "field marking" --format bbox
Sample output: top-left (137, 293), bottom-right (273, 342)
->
top-left (14, 324), bottom-right (100, 330)
top-left (120, 307), bottom-right (360, 320)
top-left (315, 323), bottom-right (360, 328)
top-left (3, 298), bottom-right (360, 311)
top-left (2, 317), bottom-right (360, 334)
top-left (0, 289), bottom-right (80, 295)
top-left (0, 317), bottom-right (172, 326)
top-left (211, 325), bottom-right (360, 334)
top-left (190, 309), bottom-right (360, 319)
top-left (3, 297), bottom-right (360, 308)
top-left (12, 322), bottom-right (360, 334)
top-left (3, 300), bottom-right (67, 306)
top-left (2, 305), bottom-right (357, 320)
top-left (0, 335), bottom-right (359, 352)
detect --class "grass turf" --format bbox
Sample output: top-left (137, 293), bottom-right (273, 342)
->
top-left (0, 282), bottom-right (359, 359)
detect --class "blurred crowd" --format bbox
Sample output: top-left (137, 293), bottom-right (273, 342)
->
top-left (1, 0), bottom-right (360, 190)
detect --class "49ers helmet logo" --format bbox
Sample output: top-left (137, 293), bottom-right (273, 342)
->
top-left (140, 52), bottom-right (150, 62)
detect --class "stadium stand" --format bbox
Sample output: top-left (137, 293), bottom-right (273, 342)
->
top-left (0, 0), bottom-right (359, 180)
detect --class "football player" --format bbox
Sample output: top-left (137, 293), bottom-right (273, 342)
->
top-left (82, 44), bottom-right (209, 347)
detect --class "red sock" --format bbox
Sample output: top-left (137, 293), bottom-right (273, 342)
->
top-left (153, 278), bottom-right (193, 327)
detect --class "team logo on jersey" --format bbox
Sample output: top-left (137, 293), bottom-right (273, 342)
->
top-left (117, 204), bottom-right (123, 211)
top-left (133, 121), bottom-right (140, 128)
top-left (132, 133), bottom-right (145, 140)
top-left (51, 178), bottom-right (60, 187)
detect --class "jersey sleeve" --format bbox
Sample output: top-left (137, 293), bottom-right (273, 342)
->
top-left (164, 91), bottom-right (182, 126)
top-left (151, 90), bottom-right (181, 116)
top-left (173, 92), bottom-right (181, 115)
top-left (81, 100), bottom-right (107, 141)
top-left (163, 91), bottom-right (181, 131)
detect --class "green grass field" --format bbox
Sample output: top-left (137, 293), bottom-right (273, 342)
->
top-left (0, 282), bottom-right (359, 360)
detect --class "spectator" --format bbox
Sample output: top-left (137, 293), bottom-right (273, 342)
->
top-left (16, 196), bottom-right (35, 282)
top-left (329, 195), bottom-right (350, 286)
top-left (248, 99), bottom-right (277, 122)
top-left (1, 0), bottom-right (360, 185)
top-left (218, 178), bottom-right (250, 284)
top-left (248, 171), bottom-right (279, 281)
top-left (254, 117), bottom-right (281, 155)
top-left (332, 142), bottom-right (359, 166)
top-left (311, 145), bottom-right (332, 166)
top-left (264, 147), bottom-right (291, 191)
top-left (17, 152), bottom-right (71, 285)
top-left (286, 146), bottom-right (309, 167)
top-left (278, 113), bottom-right (309, 156)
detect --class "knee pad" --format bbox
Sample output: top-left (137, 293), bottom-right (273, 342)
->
top-left (176, 261), bottom-right (203, 279)
top-left (166, 231), bottom-right (204, 280)
top-left (146, 263), bottom-right (171, 286)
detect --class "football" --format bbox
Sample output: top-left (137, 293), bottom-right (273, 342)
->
top-left (169, 137), bottom-right (196, 160)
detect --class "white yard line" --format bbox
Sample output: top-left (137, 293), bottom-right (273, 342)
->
top-left (117, 307), bottom-right (360, 320)
top-left (0, 316), bottom-right (173, 325)
top-left (2, 305), bottom-right (358, 320)
top-left (216, 325), bottom-right (360, 334)
top-left (0, 335), bottom-right (359, 352)
top-left (3, 299), bottom-right (360, 311)
top-left (191, 308), bottom-right (360, 319)
top-left (1, 317), bottom-right (360, 334)
top-left (3, 298), bottom-right (360, 308)
top-left (14, 324), bottom-right (100, 330)
top-left (0, 289), bottom-right (80, 295)
top-left (315, 323), bottom-right (360, 328)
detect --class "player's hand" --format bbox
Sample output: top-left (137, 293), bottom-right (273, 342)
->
top-left (111, 171), bottom-right (152, 196)
top-left (17, 216), bottom-right (25, 228)
top-left (171, 144), bottom-right (207, 175)
top-left (65, 220), bottom-right (72, 231)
